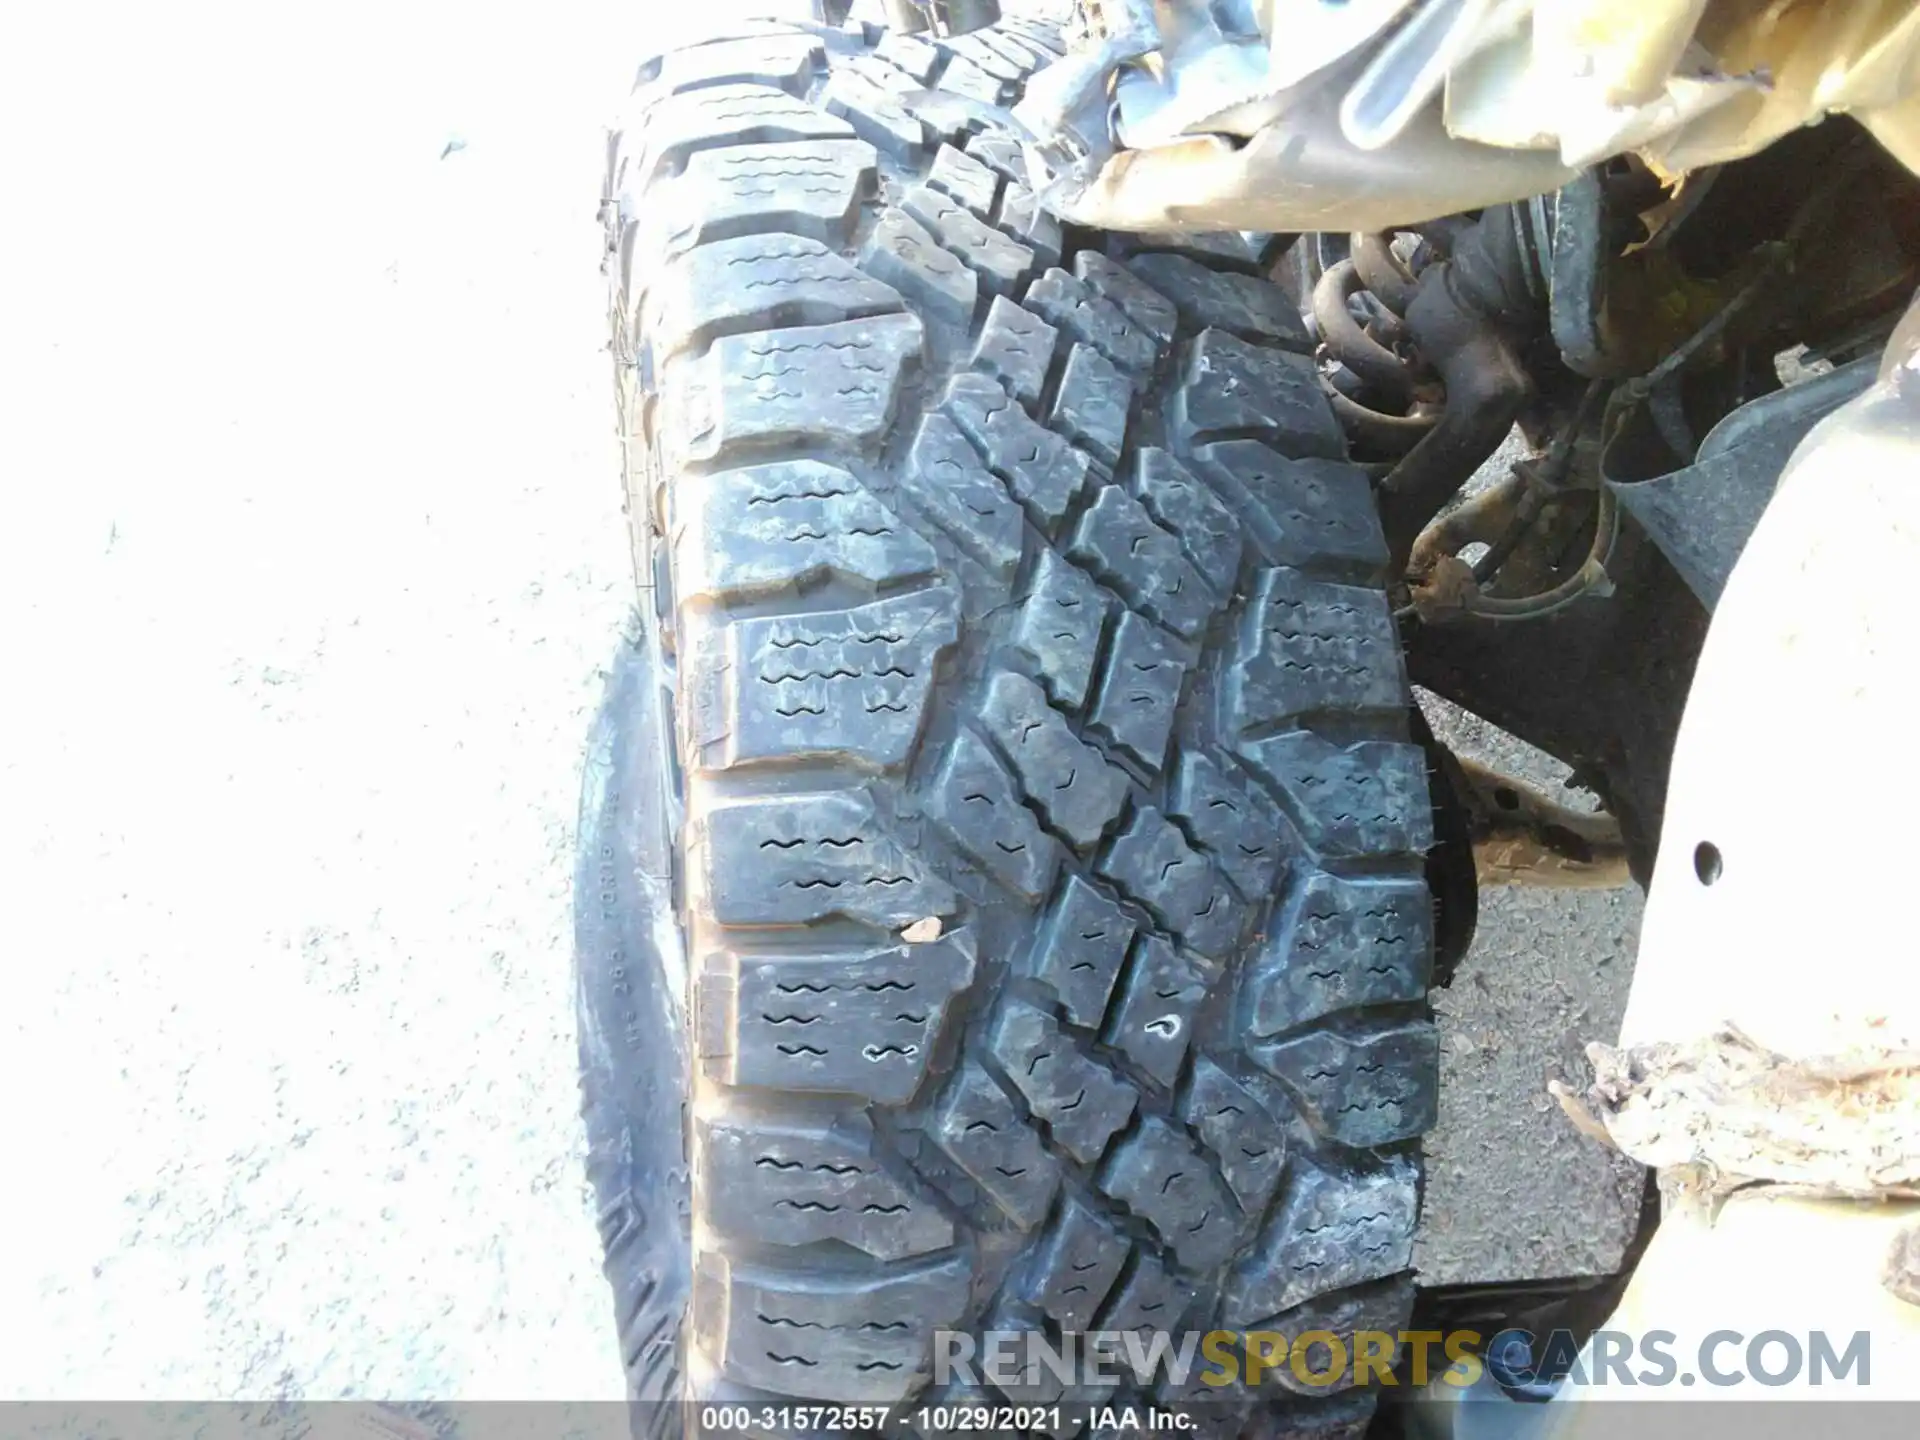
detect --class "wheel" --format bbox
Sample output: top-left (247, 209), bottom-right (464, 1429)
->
top-left (581, 8), bottom-right (1441, 1434)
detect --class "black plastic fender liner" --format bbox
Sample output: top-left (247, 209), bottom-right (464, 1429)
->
top-left (1605, 357), bottom-right (1879, 611)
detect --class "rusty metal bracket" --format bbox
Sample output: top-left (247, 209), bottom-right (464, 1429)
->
top-left (1456, 754), bottom-right (1631, 889)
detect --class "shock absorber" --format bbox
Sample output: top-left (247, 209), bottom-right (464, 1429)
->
top-left (1316, 208), bottom-right (1553, 573)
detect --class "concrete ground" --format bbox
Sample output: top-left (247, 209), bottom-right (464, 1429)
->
top-left (1413, 700), bottom-right (1647, 1286)
top-left (3, 0), bottom-right (640, 1398)
top-left (0, 0), bottom-right (1640, 1402)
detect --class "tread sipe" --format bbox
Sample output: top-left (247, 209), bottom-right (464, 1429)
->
top-left (588, 8), bottom-right (1437, 1437)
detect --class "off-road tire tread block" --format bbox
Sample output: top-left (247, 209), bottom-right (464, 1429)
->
top-left (599, 13), bottom-right (1435, 1428)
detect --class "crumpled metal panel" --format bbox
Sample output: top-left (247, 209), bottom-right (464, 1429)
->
top-left (1021, 0), bottom-right (1920, 235)
top-left (1043, 79), bottom-right (1578, 235)
top-left (1446, 0), bottom-right (1920, 177)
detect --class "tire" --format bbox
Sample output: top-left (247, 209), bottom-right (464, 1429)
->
top-left (584, 9), bottom-right (1440, 1435)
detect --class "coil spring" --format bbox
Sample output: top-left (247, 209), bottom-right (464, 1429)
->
top-left (1312, 232), bottom-right (1447, 459)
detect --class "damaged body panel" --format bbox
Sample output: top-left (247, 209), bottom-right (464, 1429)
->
top-left (1017, 0), bottom-right (1920, 236)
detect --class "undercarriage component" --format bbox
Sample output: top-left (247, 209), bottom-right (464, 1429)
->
top-left (1330, 116), bottom-right (1917, 883)
top-left (1312, 206), bottom-right (1675, 876)
top-left (1314, 239), bottom-right (1445, 459)
top-left (1317, 256), bottom-right (1419, 415)
top-left (1552, 123), bottom-right (1920, 377)
top-left (1408, 478), bottom-right (1620, 626)
top-left (1454, 756), bottom-right (1630, 890)
top-left (1376, 203), bottom-right (1548, 570)
top-left (1406, 517), bottom-right (1707, 887)
top-left (1606, 356), bottom-right (1878, 610)
top-left (1547, 169), bottom-right (1620, 380)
